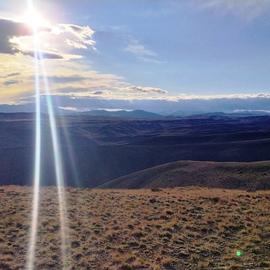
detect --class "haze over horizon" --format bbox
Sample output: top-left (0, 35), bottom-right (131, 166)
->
top-left (1, 0), bottom-right (270, 113)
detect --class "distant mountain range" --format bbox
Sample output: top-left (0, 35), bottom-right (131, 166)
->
top-left (2, 94), bottom-right (270, 116)
top-left (76, 109), bottom-right (163, 119)
top-left (170, 110), bottom-right (270, 117)
top-left (2, 100), bottom-right (270, 118)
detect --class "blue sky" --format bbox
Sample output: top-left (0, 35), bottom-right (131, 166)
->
top-left (40, 0), bottom-right (270, 94)
top-left (1, 0), bottom-right (270, 113)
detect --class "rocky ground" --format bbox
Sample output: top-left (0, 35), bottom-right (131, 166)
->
top-left (0, 186), bottom-right (270, 269)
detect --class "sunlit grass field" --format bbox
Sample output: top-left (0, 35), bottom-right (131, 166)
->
top-left (0, 186), bottom-right (269, 270)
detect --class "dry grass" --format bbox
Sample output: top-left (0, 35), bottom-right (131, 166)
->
top-left (0, 186), bottom-right (270, 269)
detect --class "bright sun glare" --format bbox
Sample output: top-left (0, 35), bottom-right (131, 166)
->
top-left (23, 8), bottom-right (49, 29)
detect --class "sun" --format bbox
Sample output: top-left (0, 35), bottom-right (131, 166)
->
top-left (23, 8), bottom-right (49, 30)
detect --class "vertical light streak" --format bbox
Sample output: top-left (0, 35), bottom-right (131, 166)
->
top-left (25, 1), bottom-right (70, 268)
top-left (58, 114), bottom-right (80, 187)
top-left (26, 1), bottom-right (41, 270)
top-left (38, 55), bottom-right (70, 268)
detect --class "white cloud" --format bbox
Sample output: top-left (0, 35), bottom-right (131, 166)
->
top-left (53, 23), bottom-right (96, 50)
top-left (125, 38), bottom-right (161, 63)
top-left (124, 86), bottom-right (168, 95)
top-left (234, 109), bottom-right (270, 113)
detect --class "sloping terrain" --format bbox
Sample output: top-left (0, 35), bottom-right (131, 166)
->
top-left (101, 160), bottom-right (270, 189)
top-left (0, 186), bottom-right (270, 270)
top-left (2, 113), bottom-right (270, 187)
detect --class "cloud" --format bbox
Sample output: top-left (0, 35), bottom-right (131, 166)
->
top-left (125, 38), bottom-right (161, 63)
top-left (0, 16), bottom-right (95, 60)
top-left (3, 79), bottom-right (20, 86)
top-left (47, 75), bottom-right (86, 83)
top-left (0, 52), bottom-right (169, 103)
top-left (2, 50), bottom-right (269, 106)
top-left (234, 109), bottom-right (270, 114)
top-left (0, 18), bottom-right (32, 54)
top-left (124, 86), bottom-right (168, 94)
top-left (92, 90), bottom-right (110, 95)
top-left (0, 51), bottom-right (268, 106)
top-left (53, 77), bottom-right (168, 99)
top-left (60, 24), bottom-right (95, 49)
top-left (194, 0), bottom-right (270, 20)
top-left (0, 72), bottom-right (20, 79)
top-left (16, 48), bottom-right (65, 59)
top-left (174, 93), bottom-right (270, 101)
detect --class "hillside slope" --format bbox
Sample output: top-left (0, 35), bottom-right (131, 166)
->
top-left (100, 160), bottom-right (270, 190)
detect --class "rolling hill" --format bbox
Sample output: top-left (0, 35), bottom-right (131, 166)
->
top-left (100, 160), bottom-right (270, 190)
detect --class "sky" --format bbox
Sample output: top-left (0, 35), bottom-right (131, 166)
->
top-left (1, 0), bottom-right (270, 113)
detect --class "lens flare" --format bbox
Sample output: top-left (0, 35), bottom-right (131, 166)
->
top-left (58, 114), bottom-right (80, 187)
top-left (27, 47), bottom-right (41, 270)
top-left (26, 0), bottom-right (42, 269)
top-left (39, 54), bottom-right (70, 267)
top-left (236, 250), bottom-right (244, 257)
top-left (26, 0), bottom-right (70, 269)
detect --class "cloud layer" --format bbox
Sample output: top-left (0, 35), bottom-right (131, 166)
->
top-left (3, 93), bottom-right (270, 115)
top-left (0, 53), bottom-right (168, 103)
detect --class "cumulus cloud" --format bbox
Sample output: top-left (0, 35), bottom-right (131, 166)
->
top-left (0, 18), bottom-right (32, 54)
top-left (0, 16), bottom-right (95, 60)
top-left (60, 24), bottom-right (95, 49)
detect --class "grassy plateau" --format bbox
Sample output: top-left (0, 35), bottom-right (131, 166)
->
top-left (0, 186), bottom-right (269, 269)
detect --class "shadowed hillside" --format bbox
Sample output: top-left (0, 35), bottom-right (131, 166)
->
top-left (101, 160), bottom-right (270, 190)
top-left (2, 113), bottom-right (270, 187)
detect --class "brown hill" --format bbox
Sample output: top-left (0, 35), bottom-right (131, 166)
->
top-left (100, 160), bottom-right (270, 190)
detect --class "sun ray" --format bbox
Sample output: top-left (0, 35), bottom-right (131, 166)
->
top-left (26, 1), bottom-right (70, 269)
top-left (26, 0), bottom-right (42, 269)
top-left (38, 53), bottom-right (70, 268)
